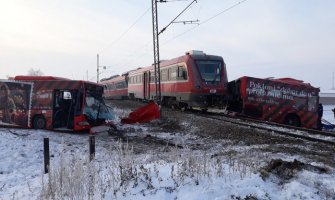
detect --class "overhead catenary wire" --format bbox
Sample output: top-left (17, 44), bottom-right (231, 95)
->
top-left (100, 6), bottom-right (151, 53)
top-left (158, 0), bottom-right (197, 35)
top-left (162, 0), bottom-right (248, 45)
top-left (99, 0), bottom-right (248, 77)
top-left (119, 0), bottom-right (198, 69)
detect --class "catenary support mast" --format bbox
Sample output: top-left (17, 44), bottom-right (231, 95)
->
top-left (151, 0), bottom-right (161, 102)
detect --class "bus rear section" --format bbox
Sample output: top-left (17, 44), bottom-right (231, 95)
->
top-left (0, 80), bottom-right (33, 128)
top-left (13, 76), bottom-right (114, 131)
top-left (228, 76), bottom-right (320, 129)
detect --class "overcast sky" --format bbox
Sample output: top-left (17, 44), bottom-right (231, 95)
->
top-left (0, 0), bottom-right (334, 91)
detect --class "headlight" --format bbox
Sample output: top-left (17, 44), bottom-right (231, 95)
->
top-left (77, 121), bottom-right (90, 126)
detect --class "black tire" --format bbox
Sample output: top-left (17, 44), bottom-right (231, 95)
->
top-left (33, 115), bottom-right (46, 129)
top-left (284, 114), bottom-right (301, 127)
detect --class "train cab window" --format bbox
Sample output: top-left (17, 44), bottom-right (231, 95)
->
top-left (178, 66), bottom-right (187, 80)
top-left (196, 60), bottom-right (221, 82)
top-left (116, 81), bottom-right (126, 89)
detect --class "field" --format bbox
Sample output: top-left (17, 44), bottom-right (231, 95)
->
top-left (0, 101), bottom-right (334, 200)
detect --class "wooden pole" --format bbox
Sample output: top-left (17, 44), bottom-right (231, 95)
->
top-left (44, 138), bottom-right (50, 174)
top-left (89, 135), bottom-right (95, 161)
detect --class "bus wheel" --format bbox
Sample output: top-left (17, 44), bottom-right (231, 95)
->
top-left (33, 115), bottom-right (46, 129)
top-left (284, 114), bottom-right (300, 127)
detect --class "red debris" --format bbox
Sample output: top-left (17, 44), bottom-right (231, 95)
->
top-left (121, 102), bottom-right (160, 124)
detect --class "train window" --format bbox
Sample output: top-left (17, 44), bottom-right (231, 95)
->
top-left (161, 69), bottom-right (168, 82)
top-left (116, 81), bottom-right (125, 89)
top-left (150, 74), bottom-right (155, 83)
top-left (169, 66), bottom-right (177, 81)
top-left (196, 60), bottom-right (221, 82)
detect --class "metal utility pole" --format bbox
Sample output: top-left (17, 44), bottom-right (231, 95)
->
top-left (97, 54), bottom-right (100, 83)
top-left (151, 0), bottom-right (197, 103)
top-left (152, 0), bottom-right (161, 102)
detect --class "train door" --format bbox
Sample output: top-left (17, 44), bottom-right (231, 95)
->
top-left (143, 71), bottom-right (150, 100)
top-left (53, 89), bottom-right (78, 130)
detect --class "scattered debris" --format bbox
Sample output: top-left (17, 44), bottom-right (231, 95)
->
top-left (260, 159), bottom-right (328, 183)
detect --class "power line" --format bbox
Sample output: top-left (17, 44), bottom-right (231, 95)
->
top-left (162, 0), bottom-right (248, 45)
top-left (201, 0), bottom-right (248, 25)
top-left (158, 0), bottom-right (198, 35)
top-left (100, 7), bottom-right (151, 53)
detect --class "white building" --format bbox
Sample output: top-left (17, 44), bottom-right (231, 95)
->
top-left (320, 90), bottom-right (335, 105)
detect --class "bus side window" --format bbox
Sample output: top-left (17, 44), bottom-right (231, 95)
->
top-left (308, 95), bottom-right (317, 111)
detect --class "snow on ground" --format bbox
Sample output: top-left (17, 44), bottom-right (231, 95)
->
top-left (323, 105), bottom-right (335, 124)
top-left (1, 106), bottom-right (335, 199)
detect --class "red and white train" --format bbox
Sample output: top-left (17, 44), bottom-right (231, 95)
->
top-left (103, 50), bottom-right (229, 110)
top-left (102, 50), bottom-right (322, 129)
top-left (101, 75), bottom-right (128, 100)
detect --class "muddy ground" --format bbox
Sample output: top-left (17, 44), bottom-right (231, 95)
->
top-left (105, 100), bottom-right (335, 169)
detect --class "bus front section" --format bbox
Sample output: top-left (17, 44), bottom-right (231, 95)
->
top-left (75, 83), bottom-right (115, 131)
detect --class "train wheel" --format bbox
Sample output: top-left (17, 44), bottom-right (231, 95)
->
top-left (33, 115), bottom-right (46, 129)
top-left (220, 100), bottom-right (229, 110)
top-left (284, 114), bottom-right (301, 127)
top-left (179, 103), bottom-right (187, 112)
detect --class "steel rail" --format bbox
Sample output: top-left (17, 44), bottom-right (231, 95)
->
top-left (195, 112), bottom-right (335, 146)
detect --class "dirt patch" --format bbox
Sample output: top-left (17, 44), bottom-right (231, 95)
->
top-left (147, 117), bottom-right (182, 133)
top-left (260, 159), bottom-right (328, 183)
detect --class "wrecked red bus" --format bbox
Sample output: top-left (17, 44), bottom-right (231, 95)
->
top-left (0, 76), bottom-right (113, 131)
top-left (228, 76), bottom-right (320, 129)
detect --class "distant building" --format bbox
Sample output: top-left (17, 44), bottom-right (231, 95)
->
top-left (320, 91), bottom-right (335, 105)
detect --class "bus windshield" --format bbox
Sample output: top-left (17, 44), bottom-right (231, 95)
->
top-left (83, 91), bottom-right (115, 125)
top-left (196, 60), bottom-right (222, 82)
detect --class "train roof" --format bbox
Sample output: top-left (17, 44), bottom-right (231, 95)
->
top-left (128, 50), bottom-right (224, 76)
top-left (100, 75), bottom-right (126, 84)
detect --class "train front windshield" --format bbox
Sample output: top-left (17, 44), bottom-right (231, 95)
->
top-left (83, 90), bottom-right (115, 125)
top-left (196, 60), bottom-right (222, 82)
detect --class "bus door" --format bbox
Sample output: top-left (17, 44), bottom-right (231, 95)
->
top-left (143, 71), bottom-right (150, 100)
top-left (53, 89), bottom-right (78, 129)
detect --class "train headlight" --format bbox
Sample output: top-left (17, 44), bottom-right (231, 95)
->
top-left (78, 121), bottom-right (90, 126)
top-left (210, 89), bottom-right (217, 94)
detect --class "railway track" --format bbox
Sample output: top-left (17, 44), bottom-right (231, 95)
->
top-left (194, 110), bottom-right (335, 145)
top-left (107, 100), bottom-right (335, 146)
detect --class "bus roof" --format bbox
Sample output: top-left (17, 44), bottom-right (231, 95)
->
top-left (14, 76), bottom-right (71, 81)
top-left (238, 76), bottom-right (317, 88)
